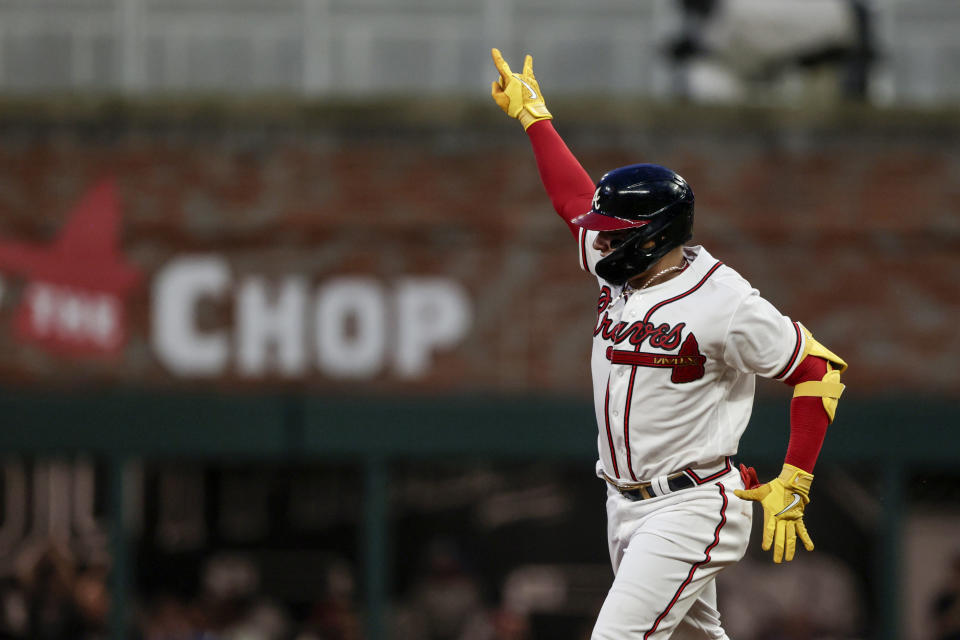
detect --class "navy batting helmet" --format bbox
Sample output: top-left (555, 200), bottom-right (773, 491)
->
top-left (572, 164), bottom-right (694, 285)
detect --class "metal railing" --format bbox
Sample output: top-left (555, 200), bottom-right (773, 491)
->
top-left (2, 0), bottom-right (956, 104)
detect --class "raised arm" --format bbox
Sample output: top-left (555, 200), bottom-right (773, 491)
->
top-left (491, 48), bottom-right (596, 237)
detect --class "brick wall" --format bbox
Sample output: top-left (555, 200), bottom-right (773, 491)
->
top-left (0, 110), bottom-right (956, 394)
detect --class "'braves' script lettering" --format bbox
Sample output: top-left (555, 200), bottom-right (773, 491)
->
top-left (594, 312), bottom-right (686, 352)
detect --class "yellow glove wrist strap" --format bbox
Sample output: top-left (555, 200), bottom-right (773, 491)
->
top-left (778, 463), bottom-right (814, 497)
top-left (519, 106), bottom-right (552, 130)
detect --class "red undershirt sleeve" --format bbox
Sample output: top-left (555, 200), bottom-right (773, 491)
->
top-left (526, 120), bottom-right (596, 238)
top-left (783, 355), bottom-right (831, 472)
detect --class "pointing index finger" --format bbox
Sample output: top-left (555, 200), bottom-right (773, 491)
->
top-left (491, 48), bottom-right (513, 82)
top-left (523, 54), bottom-right (533, 76)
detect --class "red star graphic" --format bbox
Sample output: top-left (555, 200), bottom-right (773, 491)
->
top-left (0, 178), bottom-right (142, 357)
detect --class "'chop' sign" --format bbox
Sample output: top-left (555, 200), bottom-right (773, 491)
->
top-left (0, 180), bottom-right (474, 384)
top-left (151, 256), bottom-right (472, 380)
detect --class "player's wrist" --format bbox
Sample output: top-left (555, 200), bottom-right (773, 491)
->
top-left (778, 463), bottom-right (813, 498)
top-left (519, 108), bottom-right (552, 130)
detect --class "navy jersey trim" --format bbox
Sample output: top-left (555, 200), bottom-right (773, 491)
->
top-left (580, 227), bottom-right (591, 274)
top-left (619, 260), bottom-right (719, 482)
top-left (642, 261), bottom-right (723, 324)
top-left (621, 364), bottom-right (640, 482)
top-left (773, 321), bottom-right (803, 380)
top-left (684, 457), bottom-right (732, 485)
top-left (603, 379), bottom-right (620, 478)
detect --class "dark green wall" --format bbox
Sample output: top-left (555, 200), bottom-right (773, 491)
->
top-left (1, 390), bottom-right (955, 463)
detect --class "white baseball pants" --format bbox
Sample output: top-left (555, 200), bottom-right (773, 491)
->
top-left (592, 467), bottom-right (752, 640)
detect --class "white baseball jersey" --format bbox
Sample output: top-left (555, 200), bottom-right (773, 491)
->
top-left (576, 231), bottom-right (806, 484)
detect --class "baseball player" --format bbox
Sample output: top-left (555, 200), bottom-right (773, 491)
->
top-left (489, 48), bottom-right (847, 639)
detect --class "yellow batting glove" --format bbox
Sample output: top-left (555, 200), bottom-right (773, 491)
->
top-left (490, 48), bottom-right (552, 130)
top-left (734, 464), bottom-right (815, 563)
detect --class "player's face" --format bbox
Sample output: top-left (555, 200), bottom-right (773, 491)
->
top-left (593, 230), bottom-right (655, 256)
top-left (594, 230), bottom-right (633, 256)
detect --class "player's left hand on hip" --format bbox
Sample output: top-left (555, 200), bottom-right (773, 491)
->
top-left (490, 48), bottom-right (552, 130)
top-left (734, 463), bottom-right (815, 563)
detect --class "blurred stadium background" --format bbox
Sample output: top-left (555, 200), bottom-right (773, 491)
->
top-left (0, 1), bottom-right (957, 639)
